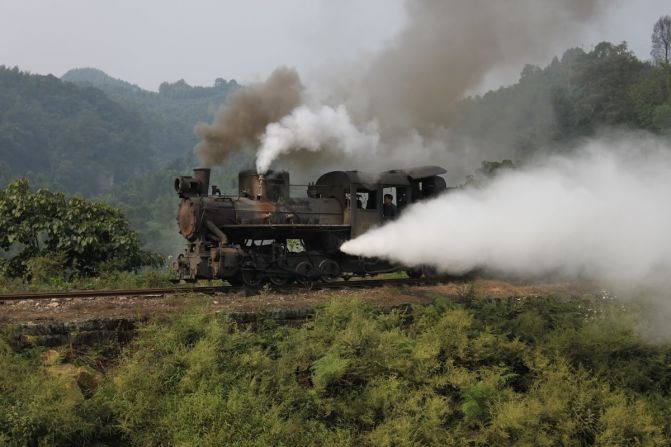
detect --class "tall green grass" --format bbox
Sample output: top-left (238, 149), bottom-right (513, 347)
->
top-left (0, 268), bottom-right (176, 294)
top-left (1, 294), bottom-right (670, 445)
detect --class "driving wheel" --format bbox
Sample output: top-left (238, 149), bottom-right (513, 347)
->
top-left (295, 261), bottom-right (315, 286)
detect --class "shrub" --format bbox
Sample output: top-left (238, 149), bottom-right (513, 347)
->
top-left (1, 294), bottom-right (670, 445)
top-left (0, 179), bottom-right (162, 279)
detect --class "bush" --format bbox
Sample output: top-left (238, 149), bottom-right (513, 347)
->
top-left (0, 339), bottom-right (124, 445)
top-left (0, 179), bottom-right (162, 279)
top-left (26, 253), bottom-right (67, 283)
top-left (1, 294), bottom-right (670, 445)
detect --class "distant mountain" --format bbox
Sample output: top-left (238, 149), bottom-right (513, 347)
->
top-left (0, 65), bottom-right (243, 254)
top-left (62, 68), bottom-right (239, 160)
top-left (4, 42), bottom-right (670, 256)
top-left (61, 67), bottom-right (143, 92)
top-left (0, 65), bottom-right (152, 195)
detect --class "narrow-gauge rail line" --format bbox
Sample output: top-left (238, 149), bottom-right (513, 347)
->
top-left (0, 286), bottom-right (224, 301)
top-left (0, 277), bottom-right (439, 302)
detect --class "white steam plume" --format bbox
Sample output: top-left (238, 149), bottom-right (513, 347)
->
top-left (256, 105), bottom-right (380, 174)
top-left (341, 136), bottom-right (671, 285)
top-left (197, 0), bottom-right (614, 176)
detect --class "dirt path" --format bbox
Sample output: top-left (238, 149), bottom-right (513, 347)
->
top-left (0, 279), bottom-right (590, 325)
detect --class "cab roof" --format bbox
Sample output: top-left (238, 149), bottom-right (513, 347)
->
top-left (316, 165), bottom-right (446, 187)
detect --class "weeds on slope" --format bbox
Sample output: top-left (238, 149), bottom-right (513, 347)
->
top-left (1, 293), bottom-right (670, 446)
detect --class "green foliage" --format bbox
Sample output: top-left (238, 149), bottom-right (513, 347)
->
top-left (0, 66), bottom-right (246, 256)
top-left (61, 67), bottom-right (238, 161)
top-left (631, 65), bottom-right (671, 133)
top-left (4, 41), bottom-right (671, 257)
top-left (0, 338), bottom-right (125, 446)
top-left (26, 253), bottom-right (67, 283)
top-left (2, 294), bottom-right (671, 445)
top-left (2, 294), bottom-right (670, 445)
top-left (0, 179), bottom-right (161, 279)
top-left (0, 268), bottom-right (175, 294)
top-left (453, 42), bottom-right (671, 157)
top-left (0, 66), bottom-right (151, 196)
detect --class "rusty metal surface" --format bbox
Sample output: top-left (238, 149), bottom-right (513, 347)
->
top-left (173, 166), bottom-right (447, 283)
top-left (239, 170), bottom-right (290, 200)
top-left (176, 200), bottom-right (198, 239)
top-left (193, 168), bottom-right (211, 195)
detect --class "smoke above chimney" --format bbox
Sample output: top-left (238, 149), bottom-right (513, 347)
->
top-left (194, 67), bottom-right (303, 167)
top-left (194, 0), bottom-right (610, 174)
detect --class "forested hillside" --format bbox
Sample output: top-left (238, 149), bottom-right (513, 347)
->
top-left (61, 68), bottom-right (239, 160)
top-left (59, 68), bottom-right (246, 253)
top-left (452, 42), bottom-right (671, 157)
top-left (2, 41), bottom-right (670, 256)
top-left (0, 66), bottom-right (240, 195)
top-left (0, 66), bottom-right (152, 195)
top-left (0, 67), bottom-right (246, 254)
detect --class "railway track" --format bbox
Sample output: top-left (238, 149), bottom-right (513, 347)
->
top-left (0, 277), bottom-right (439, 302)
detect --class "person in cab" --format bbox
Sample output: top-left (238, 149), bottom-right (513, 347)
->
top-left (382, 193), bottom-right (397, 220)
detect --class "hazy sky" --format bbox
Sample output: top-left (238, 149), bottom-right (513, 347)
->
top-left (0, 0), bottom-right (668, 91)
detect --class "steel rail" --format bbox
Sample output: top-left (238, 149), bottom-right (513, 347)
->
top-left (0, 286), bottom-right (225, 301)
top-left (0, 277), bottom-right (440, 302)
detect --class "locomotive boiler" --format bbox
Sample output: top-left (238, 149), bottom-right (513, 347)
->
top-left (173, 166), bottom-right (447, 286)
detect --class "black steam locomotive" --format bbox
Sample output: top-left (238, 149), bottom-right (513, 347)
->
top-left (173, 166), bottom-right (446, 286)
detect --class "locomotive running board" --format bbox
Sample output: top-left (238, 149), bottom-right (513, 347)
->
top-left (220, 224), bottom-right (350, 230)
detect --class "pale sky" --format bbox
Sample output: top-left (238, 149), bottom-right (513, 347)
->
top-left (0, 0), bottom-right (668, 91)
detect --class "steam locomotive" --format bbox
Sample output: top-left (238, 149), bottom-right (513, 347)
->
top-left (173, 166), bottom-right (447, 286)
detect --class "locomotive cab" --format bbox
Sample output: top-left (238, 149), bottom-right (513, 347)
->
top-left (315, 166), bottom-right (447, 238)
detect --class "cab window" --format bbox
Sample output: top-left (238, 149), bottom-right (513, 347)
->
top-left (356, 188), bottom-right (377, 210)
top-left (383, 186), bottom-right (408, 212)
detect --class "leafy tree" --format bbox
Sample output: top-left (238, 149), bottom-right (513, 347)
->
top-left (0, 179), bottom-right (161, 279)
top-left (567, 42), bottom-right (645, 130)
top-left (630, 64), bottom-right (671, 132)
top-left (652, 15), bottom-right (671, 65)
top-left (452, 41), bottom-right (660, 156)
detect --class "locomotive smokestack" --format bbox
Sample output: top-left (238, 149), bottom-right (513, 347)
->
top-left (193, 168), bottom-right (211, 196)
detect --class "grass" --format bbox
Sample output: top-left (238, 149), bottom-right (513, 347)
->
top-left (1, 293), bottom-right (670, 446)
top-left (0, 268), bottom-right (182, 294)
top-left (0, 268), bottom-right (410, 295)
